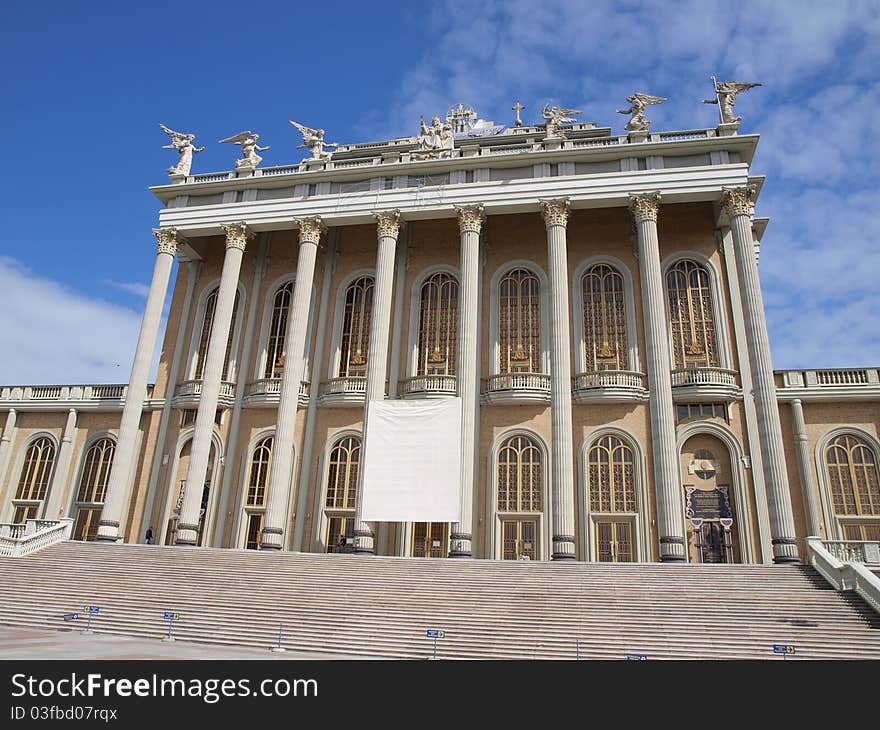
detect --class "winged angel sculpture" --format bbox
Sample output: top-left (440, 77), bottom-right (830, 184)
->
top-left (289, 120), bottom-right (338, 161)
top-left (219, 131), bottom-right (270, 169)
top-left (617, 92), bottom-right (667, 132)
top-left (704, 80), bottom-right (762, 125)
top-left (160, 123), bottom-right (204, 176)
top-left (541, 105), bottom-right (581, 139)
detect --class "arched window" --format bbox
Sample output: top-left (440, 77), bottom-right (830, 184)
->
top-left (582, 264), bottom-right (629, 371)
top-left (497, 435), bottom-right (543, 512)
top-left (338, 276), bottom-right (374, 377)
top-left (264, 284), bottom-right (293, 378)
top-left (13, 437), bottom-right (55, 522)
top-left (499, 268), bottom-right (540, 373)
top-left (665, 260), bottom-right (718, 368)
top-left (195, 287), bottom-right (240, 380)
top-left (587, 435), bottom-right (636, 513)
top-left (826, 435), bottom-right (880, 541)
top-left (324, 435), bottom-right (361, 553)
top-left (417, 272), bottom-right (459, 376)
top-left (247, 436), bottom-right (273, 508)
top-left (73, 438), bottom-right (114, 541)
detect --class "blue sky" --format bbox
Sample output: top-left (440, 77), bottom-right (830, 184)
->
top-left (0, 0), bottom-right (878, 384)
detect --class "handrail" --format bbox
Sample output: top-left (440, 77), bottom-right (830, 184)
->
top-left (806, 536), bottom-right (880, 614)
top-left (0, 519), bottom-right (74, 557)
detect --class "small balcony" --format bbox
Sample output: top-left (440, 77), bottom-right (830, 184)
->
top-left (0, 384), bottom-right (148, 411)
top-left (400, 374), bottom-right (457, 398)
top-left (483, 372), bottom-right (551, 405)
top-left (244, 378), bottom-right (309, 408)
top-left (670, 367), bottom-right (739, 402)
top-left (572, 370), bottom-right (648, 403)
top-left (173, 379), bottom-right (236, 409)
top-left (320, 376), bottom-right (367, 407)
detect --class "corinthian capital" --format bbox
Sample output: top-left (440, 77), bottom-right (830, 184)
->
top-left (540, 198), bottom-right (570, 228)
top-left (153, 227), bottom-right (180, 256)
top-left (455, 204), bottom-right (485, 234)
top-left (295, 216), bottom-right (326, 245)
top-left (374, 209), bottom-right (402, 239)
top-left (221, 221), bottom-right (253, 251)
top-left (628, 192), bottom-right (661, 223)
top-left (721, 185), bottom-right (757, 218)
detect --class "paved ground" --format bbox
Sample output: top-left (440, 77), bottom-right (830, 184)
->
top-left (0, 626), bottom-right (378, 660)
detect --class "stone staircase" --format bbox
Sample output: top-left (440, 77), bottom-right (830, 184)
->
top-left (2, 541), bottom-right (879, 659)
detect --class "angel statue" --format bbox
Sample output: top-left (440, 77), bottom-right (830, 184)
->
top-left (219, 130), bottom-right (270, 169)
top-left (289, 120), bottom-right (338, 161)
top-left (704, 80), bottom-right (762, 125)
top-left (617, 92), bottom-right (667, 132)
top-left (541, 105), bottom-right (581, 139)
top-left (160, 123), bottom-right (204, 176)
top-left (413, 114), bottom-right (454, 158)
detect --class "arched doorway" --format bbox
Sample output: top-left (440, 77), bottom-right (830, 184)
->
top-left (164, 437), bottom-right (219, 546)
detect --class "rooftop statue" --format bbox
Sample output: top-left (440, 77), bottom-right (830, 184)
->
top-left (289, 120), bottom-right (338, 161)
top-left (414, 114), bottom-right (454, 158)
top-left (617, 92), bottom-right (667, 132)
top-left (541, 105), bottom-right (581, 139)
top-left (160, 123), bottom-right (204, 176)
top-left (704, 79), bottom-right (762, 125)
top-left (219, 130), bottom-right (270, 169)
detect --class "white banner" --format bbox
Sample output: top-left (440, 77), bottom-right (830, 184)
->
top-left (360, 397), bottom-right (462, 522)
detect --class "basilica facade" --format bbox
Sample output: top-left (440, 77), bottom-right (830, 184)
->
top-left (1, 105), bottom-right (878, 564)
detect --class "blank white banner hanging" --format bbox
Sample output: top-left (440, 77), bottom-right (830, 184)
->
top-left (360, 397), bottom-right (462, 522)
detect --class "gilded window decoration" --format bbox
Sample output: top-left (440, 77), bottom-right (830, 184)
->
top-left (264, 283), bottom-right (293, 378)
top-left (247, 436), bottom-right (273, 508)
top-left (826, 434), bottom-right (880, 516)
top-left (665, 260), bottom-right (718, 368)
top-left (15, 437), bottom-right (55, 502)
top-left (588, 435), bottom-right (636, 513)
top-left (582, 264), bottom-right (629, 371)
top-left (195, 287), bottom-right (240, 380)
top-left (325, 436), bottom-right (360, 510)
top-left (417, 272), bottom-right (459, 376)
top-left (499, 268), bottom-right (540, 374)
top-left (497, 435), bottom-right (543, 512)
top-left (76, 438), bottom-right (115, 504)
top-left (339, 276), bottom-right (374, 377)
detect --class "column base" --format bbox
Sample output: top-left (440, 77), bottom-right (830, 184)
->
top-left (772, 556), bottom-right (801, 565)
top-left (551, 554), bottom-right (577, 562)
top-left (260, 526), bottom-right (284, 550)
top-left (552, 535), bottom-right (576, 561)
top-left (449, 532), bottom-right (472, 558)
top-left (353, 548), bottom-right (375, 555)
top-left (659, 536), bottom-right (687, 562)
top-left (771, 538), bottom-right (800, 564)
top-left (659, 555), bottom-right (687, 563)
top-left (259, 543), bottom-right (282, 551)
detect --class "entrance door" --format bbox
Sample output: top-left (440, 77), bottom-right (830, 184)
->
top-left (412, 522), bottom-right (448, 557)
top-left (692, 520), bottom-right (734, 563)
top-left (501, 519), bottom-right (538, 560)
top-left (245, 513), bottom-right (264, 550)
top-left (595, 521), bottom-right (634, 562)
top-left (326, 516), bottom-right (354, 553)
top-left (73, 507), bottom-right (102, 541)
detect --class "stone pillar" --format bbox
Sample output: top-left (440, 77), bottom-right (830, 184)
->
top-left (43, 408), bottom-right (78, 519)
top-left (0, 409), bottom-right (17, 500)
top-left (176, 222), bottom-right (251, 545)
top-left (353, 211), bottom-right (401, 554)
top-left (261, 218), bottom-right (324, 549)
top-left (98, 228), bottom-right (180, 542)
top-left (541, 199), bottom-right (576, 560)
top-left (448, 205), bottom-right (483, 558)
top-left (791, 399), bottom-right (821, 537)
top-left (722, 186), bottom-right (798, 563)
top-left (628, 192), bottom-right (686, 562)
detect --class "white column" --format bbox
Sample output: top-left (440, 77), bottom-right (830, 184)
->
top-left (0, 409), bottom-right (18, 501)
top-left (43, 408), bottom-right (78, 519)
top-left (628, 192), bottom-right (687, 562)
top-left (98, 228), bottom-right (180, 542)
top-left (722, 186), bottom-right (799, 563)
top-left (261, 218), bottom-right (324, 549)
top-left (353, 210), bottom-right (401, 554)
top-left (541, 199), bottom-right (576, 560)
top-left (791, 399), bottom-right (821, 536)
top-left (449, 205), bottom-right (483, 558)
top-left (176, 222), bottom-right (251, 545)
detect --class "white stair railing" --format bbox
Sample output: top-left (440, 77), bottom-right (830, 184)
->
top-left (0, 518), bottom-right (74, 557)
top-left (806, 536), bottom-right (880, 615)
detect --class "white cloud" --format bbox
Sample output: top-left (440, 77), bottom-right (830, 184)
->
top-left (104, 279), bottom-right (150, 298)
top-left (0, 258), bottom-right (163, 385)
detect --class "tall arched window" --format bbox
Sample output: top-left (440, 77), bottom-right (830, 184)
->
top-left (499, 268), bottom-right (540, 373)
top-left (417, 272), bottom-right (459, 376)
top-left (582, 264), bottom-right (629, 371)
top-left (587, 435), bottom-right (636, 563)
top-left (497, 435), bottom-right (543, 512)
top-left (244, 435), bottom-right (272, 549)
top-left (826, 434), bottom-right (880, 541)
top-left (338, 276), bottom-right (374, 377)
top-left (195, 287), bottom-right (240, 380)
top-left (264, 284), bottom-right (293, 378)
top-left (665, 260), bottom-right (718, 369)
top-left (73, 438), bottom-right (115, 541)
top-left (324, 435), bottom-right (361, 553)
top-left (13, 437), bottom-right (55, 522)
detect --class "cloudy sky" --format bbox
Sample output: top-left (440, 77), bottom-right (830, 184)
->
top-left (0, 0), bottom-right (877, 384)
